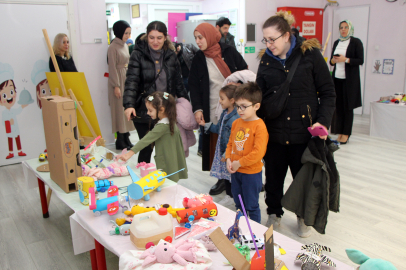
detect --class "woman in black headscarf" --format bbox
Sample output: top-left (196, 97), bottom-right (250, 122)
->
top-left (108, 20), bottom-right (135, 150)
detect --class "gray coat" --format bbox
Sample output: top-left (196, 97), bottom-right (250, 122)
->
top-left (281, 138), bottom-right (340, 234)
top-left (220, 33), bottom-right (236, 49)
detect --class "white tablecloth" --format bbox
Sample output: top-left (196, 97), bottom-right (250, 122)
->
top-left (70, 184), bottom-right (353, 270)
top-left (370, 102), bottom-right (406, 142)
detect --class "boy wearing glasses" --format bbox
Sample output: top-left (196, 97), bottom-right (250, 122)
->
top-left (225, 82), bottom-right (268, 223)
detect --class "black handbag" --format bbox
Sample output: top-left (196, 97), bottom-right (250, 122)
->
top-left (134, 69), bottom-right (163, 110)
top-left (260, 53), bottom-right (302, 119)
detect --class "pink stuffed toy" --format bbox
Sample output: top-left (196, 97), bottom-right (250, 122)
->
top-left (140, 240), bottom-right (198, 268)
top-left (183, 194), bottom-right (213, 208)
top-left (81, 150), bottom-right (130, 180)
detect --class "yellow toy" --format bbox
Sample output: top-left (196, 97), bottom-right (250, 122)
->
top-left (160, 204), bottom-right (185, 218)
top-left (77, 176), bottom-right (95, 206)
top-left (123, 203), bottom-right (185, 218)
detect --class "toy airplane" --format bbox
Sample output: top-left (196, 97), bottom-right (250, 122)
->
top-left (127, 166), bottom-right (185, 201)
top-left (89, 185), bottom-right (121, 216)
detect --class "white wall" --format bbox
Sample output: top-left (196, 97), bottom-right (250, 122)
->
top-left (130, 4), bottom-right (149, 41)
top-left (244, 0), bottom-right (324, 73)
top-left (324, 0), bottom-right (406, 114)
top-left (106, 3), bottom-right (120, 29)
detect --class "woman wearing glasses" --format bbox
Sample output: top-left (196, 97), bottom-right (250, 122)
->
top-left (330, 20), bottom-right (364, 144)
top-left (256, 11), bottom-right (335, 237)
top-left (189, 23), bottom-right (247, 195)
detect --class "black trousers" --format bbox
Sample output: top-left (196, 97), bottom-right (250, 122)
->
top-left (133, 121), bottom-right (154, 164)
top-left (264, 142), bottom-right (307, 216)
top-left (331, 78), bottom-right (354, 136)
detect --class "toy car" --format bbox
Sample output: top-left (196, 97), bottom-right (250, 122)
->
top-left (39, 153), bottom-right (46, 162)
top-left (239, 234), bottom-right (265, 250)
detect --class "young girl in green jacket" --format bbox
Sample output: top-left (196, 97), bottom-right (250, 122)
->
top-left (120, 92), bottom-right (188, 182)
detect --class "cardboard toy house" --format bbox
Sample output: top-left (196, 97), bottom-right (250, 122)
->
top-left (41, 96), bottom-right (81, 193)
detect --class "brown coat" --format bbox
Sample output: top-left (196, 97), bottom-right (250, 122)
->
top-left (108, 38), bottom-right (135, 133)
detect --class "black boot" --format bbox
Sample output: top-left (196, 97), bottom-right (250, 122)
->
top-left (209, 179), bottom-right (226, 195)
top-left (124, 132), bottom-right (134, 148)
top-left (115, 132), bottom-right (131, 150)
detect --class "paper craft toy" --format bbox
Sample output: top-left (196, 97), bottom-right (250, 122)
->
top-left (188, 218), bottom-right (221, 239)
top-left (175, 226), bottom-right (191, 239)
top-left (296, 243), bottom-right (336, 270)
top-left (226, 209), bottom-right (243, 243)
top-left (89, 185), bottom-right (124, 216)
top-left (176, 203), bottom-right (218, 223)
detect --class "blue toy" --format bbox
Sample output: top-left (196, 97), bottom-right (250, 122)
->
top-left (95, 179), bottom-right (114, 192)
top-left (89, 185), bottom-right (128, 216)
top-left (346, 249), bottom-right (397, 270)
top-left (127, 166), bottom-right (185, 201)
top-left (226, 209), bottom-right (243, 243)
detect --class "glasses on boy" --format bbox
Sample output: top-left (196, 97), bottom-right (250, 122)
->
top-left (235, 103), bottom-right (256, 111)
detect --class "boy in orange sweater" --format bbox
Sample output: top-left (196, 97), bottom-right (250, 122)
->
top-left (226, 82), bottom-right (268, 223)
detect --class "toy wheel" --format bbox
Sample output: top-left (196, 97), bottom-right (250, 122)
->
top-left (94, 211), bottom-right (101, 217)
top-left (164, 236), bottom-right (172, 243)
top-left (156, 187), bottom-right (161, 192)
top-left (145, 242), bottom-right (155, 249)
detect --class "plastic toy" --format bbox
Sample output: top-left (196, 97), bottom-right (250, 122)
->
top-left (127, 166), bottom-right (185, 201)
top-left (77, 176), bottom-right (95, 206)
top-left (94, 179), bottom-right (114, 192)
top-left (140, 239), bottom-right (198, 268)
top-left (129, 208), bottom-right (173, 249)
top-left (239, 234), bottom-right (265, 250)
top-left (109, 220), bottom-right (131, 236)
top-left (296, 243), bottom-right (336, 270)
top-left (176, 203), bottom-right (218, 223)
top-left (123, 203), bottom-right (156, 216)
top-left (39, 153), bottom-right (46, 162)
top-left (234, 243), bottom-right (250, 261)
top-left (88, 185), bottom-right (127, 216)
top-left (346, 249), bottom-right (397, 270)
top-left (182, 194), bottom-right (213, 208)
top-left (116, 217), bottom-right (133, 226)
top-left (136, 162), bottom-right (156, 177)
top-left (226, 209), bottom-right (243, 243)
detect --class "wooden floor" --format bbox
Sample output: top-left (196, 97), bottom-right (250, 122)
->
top-left (1, 115), bottom-right (405, 270)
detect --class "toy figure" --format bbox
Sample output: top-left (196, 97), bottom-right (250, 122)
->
top-left (226, 209), bottom-right (243, 243)
top-left (140, 239), bottom-right (198, 267)
top-left (109, 220), bottom-right (131, 236)
top-left (346, 249), bottom-right (397, 270)
top-left (296, 243), bottom-right (336, 270)
top-left (0, 63), bottom-right (31, 159)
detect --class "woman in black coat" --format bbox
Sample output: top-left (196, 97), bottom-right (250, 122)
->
top-left (330, 20), bottom-right (364, 144)
top-left (123, 21), bottom-right (188, 164)
top-left (256, 12), bottom-right (335, 237)
top-left (189, 23), bottom-right (247, 195)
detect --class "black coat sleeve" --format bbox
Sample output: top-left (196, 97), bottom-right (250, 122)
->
top-left (173, 55), bottom-right (189, 100)
top-left (188, 54), bottom-right (203, 112)
top-left (233, 48), bottom-right (248, 71)
top-left (49, 56), bottom-right (65, 72)
top-left (329, 40), bottom-right (339, 67)
top-left (349, 38), bottom-right (364, 66)
top-left (123, 51), bottom-right (143, 110)
top-left (312, 49), bottom-right (336, 128)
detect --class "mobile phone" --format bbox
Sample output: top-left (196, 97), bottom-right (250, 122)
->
top-left (333, 54), bottom-right (340, 57)
top-left (308, 126), bottom-right (328, 137)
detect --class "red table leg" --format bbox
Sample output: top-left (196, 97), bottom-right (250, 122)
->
top-left (37, 178), bottom-right (49, 218)
top-left (94, 239), bottom-right (107, 270)
top-left (90, 249), bottom-right (98, 270)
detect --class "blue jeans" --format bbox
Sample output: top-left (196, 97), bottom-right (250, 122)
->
top-left (231, 171), bottom-right (262, 223)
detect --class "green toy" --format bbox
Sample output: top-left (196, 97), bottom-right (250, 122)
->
top-left (346, 249), bottom-right (397, 270)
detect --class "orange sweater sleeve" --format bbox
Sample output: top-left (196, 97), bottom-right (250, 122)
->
top-left (238, 122), bottom-right (268, 168)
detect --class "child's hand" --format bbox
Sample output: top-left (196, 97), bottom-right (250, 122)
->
top-left (226, 158), bottom-right (233, 174)
top-left (231, 160), bottom-right (241, 172)
top-left (119, 150), bottom-right (135, 162)
top-left (221, 157), bottom-right (226, 162)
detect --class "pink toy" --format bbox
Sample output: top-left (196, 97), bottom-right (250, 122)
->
top-left (140, 239), bottom-right (198, 267)
top-left (81, 163), bottom-right (129, 180)
top-left (183, 194), bottom-right (213, 208)
top-left (135, 162), bottom-right (156, 177)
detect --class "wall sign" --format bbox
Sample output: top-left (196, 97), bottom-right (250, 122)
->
top-left (302, 21), bottom-right (316, 35)
top-left (245, 47), bottom-right (255, 54)
top-left (382, 59), bottom-right (394, 75)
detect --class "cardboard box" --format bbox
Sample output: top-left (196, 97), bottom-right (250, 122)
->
top-left (41, 96), bottom-right (81, 193)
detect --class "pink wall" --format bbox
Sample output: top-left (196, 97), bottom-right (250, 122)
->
top-left (168, 13), bottom-right (186, 42)
top-left (323, 1), bottom-right (406, 114)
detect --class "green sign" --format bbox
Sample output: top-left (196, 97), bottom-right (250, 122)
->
top-left (245, 46), bottom-right (255, 54)
top-left (106, 10), bottom-right (111, 16)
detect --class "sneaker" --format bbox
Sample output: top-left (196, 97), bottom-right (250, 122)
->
top-left (261, 184), bottom-right (265, 192)
top-left (18, 151), bottom-right (27, 157)
top-left (217, 195), bottom-right (234, 206)
top-left (297, 217), bottom-right (312, 238)
top-left (266, 214), bottom-right (281, 228)
top-left (197, 150), bottom-right (202, 157)
top-left (6, 153), bottom-right (14, 159)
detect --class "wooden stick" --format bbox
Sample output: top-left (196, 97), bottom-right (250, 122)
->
top-left (42, 29), bottom-right (68, 97)
top-left (322, 32), bottom-right (332, 57)
top-left (68, 89), bottom-right (97, 138)
top-left (46, 188), bottom-right (52, 206)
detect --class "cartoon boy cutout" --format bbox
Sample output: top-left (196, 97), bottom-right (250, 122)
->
top-left (0, 63), bottom-right (28, 159)
top-left (32, 60), bottom-right (51, 109)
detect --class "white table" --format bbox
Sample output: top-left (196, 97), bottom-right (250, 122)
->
top-left (70, 184), bottom-right (353, 270)
top-left (370, 102), bottom-right (406, 142)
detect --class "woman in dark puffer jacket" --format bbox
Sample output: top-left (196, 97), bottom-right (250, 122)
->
top-left (123, 21), bottom-right (188, 164)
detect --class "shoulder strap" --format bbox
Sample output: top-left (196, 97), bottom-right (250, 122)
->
top-left (286, 53), bottom-right (302, 83)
